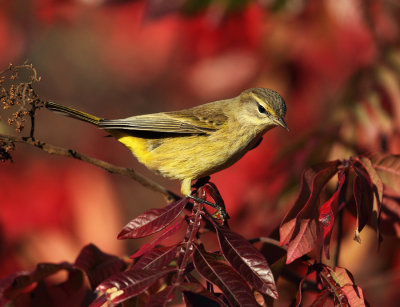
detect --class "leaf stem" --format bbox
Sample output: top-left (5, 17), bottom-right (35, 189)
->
top-left (175, 200), bottom-right (203, 284)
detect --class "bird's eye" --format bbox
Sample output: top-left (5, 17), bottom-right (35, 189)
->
top-left (258, 104), bottom-right (266, 114)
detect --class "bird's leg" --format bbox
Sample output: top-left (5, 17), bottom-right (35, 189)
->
top-left (187, 194), bottom-right (219, 210)
top-left (187, 177), bottom-right (230, 221)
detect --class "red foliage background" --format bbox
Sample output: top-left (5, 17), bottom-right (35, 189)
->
top-left (1, 0), bottom-right (400, 305)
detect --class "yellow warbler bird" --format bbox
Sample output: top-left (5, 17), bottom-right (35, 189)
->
top-left (46, 88), bottom-right (288, 198)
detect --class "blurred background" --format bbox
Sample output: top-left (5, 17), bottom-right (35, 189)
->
top-left (1, 0), bottom-right (400, 305)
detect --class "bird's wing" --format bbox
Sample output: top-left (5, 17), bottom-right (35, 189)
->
top-left (99, 106), bottom-right (228, 134)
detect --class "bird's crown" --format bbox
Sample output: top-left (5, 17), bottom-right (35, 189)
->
top-left (240, 87), bottom-right (286, 120)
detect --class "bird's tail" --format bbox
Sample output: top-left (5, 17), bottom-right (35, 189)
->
top-left (45, 101), bottom-right (102, 125)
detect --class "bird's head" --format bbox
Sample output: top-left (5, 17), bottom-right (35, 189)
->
top-left (238, 87), bottom-right (288, 131)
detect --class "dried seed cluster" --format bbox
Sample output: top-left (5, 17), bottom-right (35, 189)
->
top-left (0, 64), bottom-right (43, 133)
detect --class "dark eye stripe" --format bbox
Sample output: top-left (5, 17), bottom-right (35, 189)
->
top-left (258, 104), bottom-right (266, 114)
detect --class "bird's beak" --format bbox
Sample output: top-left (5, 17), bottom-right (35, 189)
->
top-left (274, 117), bottom-right (289, 131)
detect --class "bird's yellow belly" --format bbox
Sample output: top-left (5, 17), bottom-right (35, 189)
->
top-left (111, 129), bottom-right (256, 181)
top-left (150, 136), bottom-right (243, 179)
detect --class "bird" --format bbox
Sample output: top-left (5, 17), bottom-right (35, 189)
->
top-left (46, 87), bottom-right (288, 202)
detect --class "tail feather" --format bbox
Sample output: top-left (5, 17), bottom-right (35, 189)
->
top-left (45, 101), bottom-right (102, 125)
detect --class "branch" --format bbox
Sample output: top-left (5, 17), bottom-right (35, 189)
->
top-left (0, 133), bottom-right (180, 201)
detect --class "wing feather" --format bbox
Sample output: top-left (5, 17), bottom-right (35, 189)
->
top-left (99, 113), bottom-right (216, 134)
top-left (99, 101), bottom-right (229, 134)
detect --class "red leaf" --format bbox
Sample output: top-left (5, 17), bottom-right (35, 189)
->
top-left (286, 216), bottom-right (319, 264)
top-left (130, 217), bottom-right (186, 259)
top-left (320, 266), bottom-right (367, 307)
top-left (367, 153), bottom-right (400, 237)
top-left (332, 266), bottom-right (355, 285)
top-left (216, 226), bottom-right (277, 299)
top-left (352, 174), bottom-right (373, 242)
top-left (318, 193), bottom-right (339, 258)
top-left (95, 268), bottom-right (176, 305)
top-left (309, 289), bottom-right (331, 307)
top-left (341, 285), bottom-right (366, 307)
top-left (318, 171), bottom-right (346, 259)
top-left (280, 161), bottom-right (341, 263)
top-left (2, 262), bottom-right (81, 300)
top-left (295, 268), bottom-right (314, 307)
top-left (380, 187), bottom-right (400, 237)
top-left (367, 153), bottom-right (400, 192)
top-left (334, 267), bottom-right (367, 307)
top-left (74, 243), bottom-right (126, 289)
top-left (193, 248), bottom-right (259, 307)
top-left (118, 198), bottom-right (188, 239)
top-left (356, 157), bottom-right (383, 234)
top-left (280, 161), bottom-right (341, 245)
top-left (132, 245), bottom-right (178, 271)
top-left (146, 285), bottom-right (175, 307)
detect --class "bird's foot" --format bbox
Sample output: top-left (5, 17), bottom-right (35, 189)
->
top-left (187, 194), bottom-right (230, 221)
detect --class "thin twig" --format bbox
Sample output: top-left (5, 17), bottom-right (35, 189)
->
top-left (29, 108), bottom-right (35, 139)
top-left (0, 63), bottom-right (41, 82)
top-left (0, 133), bottom-right (179, 201)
